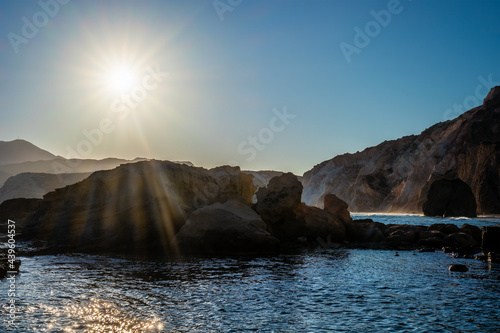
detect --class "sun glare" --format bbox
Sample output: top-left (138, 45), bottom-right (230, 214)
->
top-left (107, 65), bottom-right (138, 93)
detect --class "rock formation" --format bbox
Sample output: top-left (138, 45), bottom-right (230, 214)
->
top-left (323, 193), bottom-right (353, 224)
top-left (6, 161), bottom-right (256, 255)
top-left (254, 173), bottom-right (304, 240)
top-left (294, 203), bottom-right (346, 243)
top-left (302, 86), bottom-right (500, 215)
top-left (482, 225), bottom-right (500, 261)
top-left (422, 178), bottom-right (477, 217)
top-left (176, 200), bottom-right (279, 254)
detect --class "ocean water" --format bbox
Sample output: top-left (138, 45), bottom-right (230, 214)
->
top-left (1, 215), bottom-right (500, 332)
top-left (351, 213), bottom-right (500, 228)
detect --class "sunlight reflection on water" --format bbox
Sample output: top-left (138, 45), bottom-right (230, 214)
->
top-left (1, 249), bottom-right (500, 332)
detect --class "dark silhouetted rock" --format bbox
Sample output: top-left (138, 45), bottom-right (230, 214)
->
top-left (254, 173), bottom-right (303, 240)
top-left (423, 179), bottom-right (477, 217)
top-left (428, 223), bottom-right (460, 235)
top-left (323, 194), bottom-right (352, 224)
top-left (482, 225), bottom-right (500, 256)
top-left (385, 224), bottom-right (422, 247)
top-left (444, 232), bottom-right (479, 249)
top-left (177, 200), bottom-right (279, 255)
top-left (449, 264), bottom-right (468, 272)
top-left (419, 229), bottom-right (447, 240)
top-left (418, 237), bottom-right (448, 248)
top-left (345, 219), bottom-right (386, 243)
top-left (460, 224), bottom-right (482, 242)
top-left (294, 203), bottom-right (346, 243)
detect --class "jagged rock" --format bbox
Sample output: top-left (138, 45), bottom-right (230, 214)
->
top-left (294, 203), bottom-right (346, 243)
top-left (460, 224), bottom-right (482, 242)
top-left (323, 194), bottom-right (352, 224)
top-left (9, 161), bottom-right (257, 255)
top-left (423, 178), bottom-right (477, 217)
top-left (176, 200), bottom-right (279, 255)
top-left (254, 173), bottom-right (303, 240)
top-left (302, 86), bottom-right (500, 215)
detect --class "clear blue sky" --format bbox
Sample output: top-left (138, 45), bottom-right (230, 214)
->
top-left (1, 0), bottom-right (499, 174)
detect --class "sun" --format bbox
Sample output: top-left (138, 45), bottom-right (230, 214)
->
top-left (106, 65), bottom-right (138, 93)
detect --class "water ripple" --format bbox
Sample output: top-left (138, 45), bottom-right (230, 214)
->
top-left (1, 249), bottom-right (499, 332)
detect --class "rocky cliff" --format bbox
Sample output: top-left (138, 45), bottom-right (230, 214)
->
top-left (302, 86), bottom-right (500, 215)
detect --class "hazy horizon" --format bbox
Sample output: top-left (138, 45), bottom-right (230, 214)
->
top-left (1, 0), bottom-right (499, 174)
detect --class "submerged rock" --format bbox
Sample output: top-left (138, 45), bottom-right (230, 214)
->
top-left (177, 200), bottom-right (279, 255)
top-left (449, 264), bottom-right (468, 272)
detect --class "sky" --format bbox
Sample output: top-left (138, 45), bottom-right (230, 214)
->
top-left (0, 0), bottom-right (499, 175)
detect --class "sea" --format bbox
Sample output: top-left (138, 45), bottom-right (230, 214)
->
top-left (1, 214), bottom-right (500, 332)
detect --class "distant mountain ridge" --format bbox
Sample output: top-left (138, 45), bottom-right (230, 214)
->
top-left (0, 140), bottom-right (150, 203)
top-left (302, 86), bottom-right (500, 215)
top-left (0, 172), bottom-right (91, 204)
top-left (0, 139), bottom-right (56, 165)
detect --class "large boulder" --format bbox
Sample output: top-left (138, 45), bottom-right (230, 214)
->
top-left (176, 200), bottom-right (279, 254)
top-left (428, 223), bottom-right (460, 235)
top-left (345, 219), bottom-right (386, 243)
top-left (294, 203), bottom-right (346, 243)
top-left (460, 224), bottom-right (482, 243)
top-left (444, 232), bottom-right (479, 249)
top-left (254, 173), bottom-right (303, 240)
top-left (482, 225), bottom-right (500, 255)
top-left (11, 161), bottom-right (257, 255)
top-left (423, 179), bottom-right (477, 217)
top-left (385, 224), bottom-right (423, 247)
top-left (323, 194), bottom-right (352, 224)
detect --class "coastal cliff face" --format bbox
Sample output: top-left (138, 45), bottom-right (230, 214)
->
top-left (11, 161), bottom-right (256, 254)
top-left (302, 86), bottom-right (500, 215)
